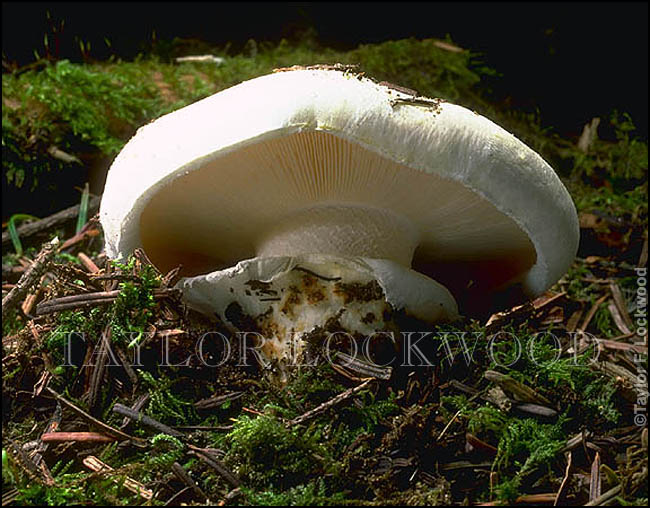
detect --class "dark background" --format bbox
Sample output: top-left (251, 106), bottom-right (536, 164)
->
top-left (3, 2), bottom-right (647, 140)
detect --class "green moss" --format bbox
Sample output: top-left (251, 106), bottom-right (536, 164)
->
top-left (243, 479), bottom-right (346, 506)
top-left (340, 390), bottom-right (399, 434)
top-left (110, 258), bottom-right (160, 346)
top-left (8, 453), bottom-right (138, 506)
top-left (563, 259), bottom-right (600, 302)
top-left (493, 416), bottom-right (566, 473)
top-left (3, 59), bottom-right (159, 153)
top-left (485, 324), bottom-right (623, 425)
top-left (460, 404), bottom-right (567, 503)
top-left (348, 37), bottom-right (490, 103)
top-left (439, 319), bottom-right (630, 504)
top-left (619, 498), bottom-right (650, 507)
top-left (45, 309), bottom-right (96, 367)
top-left (593, 301), bottom-right (618, 337)
top-left (493, 475), bottom-right (522, 505)
top-left (582, 376), bottom-right (621, 424)
top-left (144, 434), bottom-right (185, 473)
top-left (573, 112), bottom-right (647, 182)
top-left (466, 405), bottom-right (509, 437)
top-left (224, 413), bottom-right (332, 489)
top-left (275, 364), bottom-right (346, 410)
top-left (139, 370), bottom-right (197, 426)
top-left (572, 182), bottom-right (647, 217)
top-left (39, 254), bottom-right (162, 388)
top-left (2, 308), bottom-right (23, 336)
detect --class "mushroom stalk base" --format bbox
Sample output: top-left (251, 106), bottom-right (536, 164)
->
top-left (177, 254), bottom-right (458, 382)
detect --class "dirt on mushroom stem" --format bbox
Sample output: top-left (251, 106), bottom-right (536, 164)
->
top-left (203, 259), bottom-right (428, 384)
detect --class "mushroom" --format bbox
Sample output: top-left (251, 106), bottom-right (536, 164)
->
top-left (100, 67), bottom-right (579, 374)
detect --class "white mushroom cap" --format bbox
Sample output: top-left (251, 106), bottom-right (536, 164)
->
top-left (100, 68), bottom-right (579, 316)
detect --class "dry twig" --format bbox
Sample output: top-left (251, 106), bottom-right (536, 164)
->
top-left (171, 462), bottom-right (208, 501)
top-left (41, 432), bottom-right (117, 442)
top-left (288, 378), bottom-right (373, 426)
top-left (112, 403), bottom-right (184, 437)
top-left (2, 237), bottom-right (59, 319)
top-left (188, 447), bottom-right (240, 488)
top-left (45, 387), bottom-right (146, 446)
top-left (83, 455), bottom-right (153, 500)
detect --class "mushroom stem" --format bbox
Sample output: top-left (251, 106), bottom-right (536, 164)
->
top-left (256, 204), bottom-right (420, 267)
top-left (178, 253), bottom-right (459, 380)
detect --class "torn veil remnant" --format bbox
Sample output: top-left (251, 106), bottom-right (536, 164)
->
top-left (100, 67), bottom-right (579, 374)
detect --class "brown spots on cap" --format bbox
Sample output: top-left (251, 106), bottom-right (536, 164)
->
top-left (298, 274), bottom-right (327, 304)
top-left (258, 318), bottom-right (282, 344)
top-left (301, 273), bottom-right (317, 288)
top-left (279, 274), bottom-right (330, 316)
top-left (307, 289), bottom-right (325, 304)
top-left (333, 280), bottom-right (384, 305)
top-left (281, 285), bottom-right (302, 317)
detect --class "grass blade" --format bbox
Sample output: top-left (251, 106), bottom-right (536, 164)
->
top-left (6, 214), bottom-right (39, 256)
top-left (76, 183), bottom-right (90, 234)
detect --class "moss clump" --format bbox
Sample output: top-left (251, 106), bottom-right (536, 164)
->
top-left (144, 433), bottom-right (185, 471)
top-left (2, 60), bottom-right (161, 190)
top-left (472, 322), bottom-right (625, 426)
top-left (45, 309), bottom-right (93, 368)
top-left (493, 416), bottom-right (567, 473)
top-left (223, 413), bottom-right (332, 489)
top-left (243, 479), bottom-right (347, 506)
top-left (5, 454), bottom-right (140, 506)
top-left (139, 370), bottom-right (198, 426)
top-left (349, 37), bottom-right (492, 104)
top-left (109, 258), bottom-right (160, 346)
top-left (442, 399), bottom-right (567, 504)
top-left (439, 318), bottom-right (635, 504)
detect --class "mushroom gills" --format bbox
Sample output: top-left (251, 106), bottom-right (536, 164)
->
top-left (139, 130), bottom-right (538, 295)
